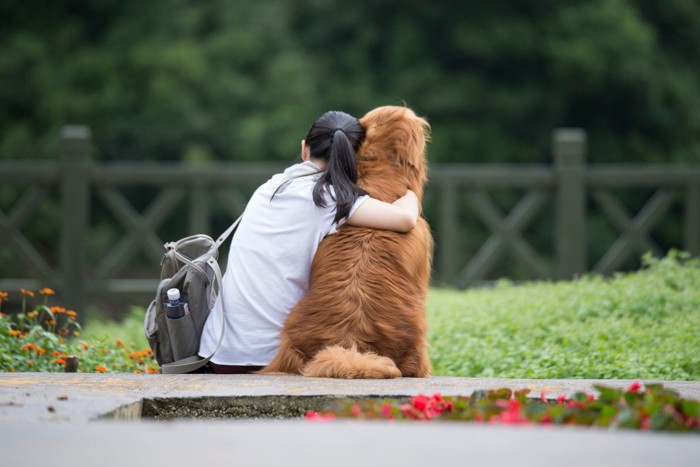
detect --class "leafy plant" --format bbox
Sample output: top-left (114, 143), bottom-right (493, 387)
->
top-left (307, 382), bottom-right (700, 433)
top-left (428, 251), bottom-right (700, 380)
top-left (0, 288), bottom-right (158, 373)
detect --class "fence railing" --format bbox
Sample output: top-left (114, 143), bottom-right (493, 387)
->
top-left (1, 126), bottom-right (699, 316)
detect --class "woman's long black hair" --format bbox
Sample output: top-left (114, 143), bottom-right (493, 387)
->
top-left (305, 110), bottom-right (367, 223)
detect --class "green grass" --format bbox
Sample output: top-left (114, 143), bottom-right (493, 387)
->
top-left (73, 250), bottom-right (700, 379)
top-left (428, 251), bottom-right (700, 380)
top-left (81, 307), bottom-right (149, 349)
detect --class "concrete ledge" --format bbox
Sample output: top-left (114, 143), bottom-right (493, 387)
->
top-left (2, 373), bottom-right (700, 422)
top-left (1, 373), bottom-right (699, 466)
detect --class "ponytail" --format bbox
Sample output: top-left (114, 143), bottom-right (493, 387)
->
top-left (305, 111), bottom-right (366, 224)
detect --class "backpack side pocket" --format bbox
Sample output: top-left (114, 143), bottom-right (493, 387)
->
top-left (165, 313), bottom-right (198, 361)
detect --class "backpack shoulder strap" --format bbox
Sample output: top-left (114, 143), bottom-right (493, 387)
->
top-left (216, 213), bottom-right (243, 248)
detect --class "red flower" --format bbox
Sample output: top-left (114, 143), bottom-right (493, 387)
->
top-left (489, 399), bottom-right (530, 425)
top-left (412, 394), bottom-right (429, 412)
top-left (627, 381), bottom-right (642, 393)
top-left (556, 394), bottom-right (567, 404)
top-left (305, 411), bottom-right (336, 421)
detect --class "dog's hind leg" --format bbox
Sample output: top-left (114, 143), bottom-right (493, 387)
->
top-left (397, 343), bottom-right (432, 378)
top-left (258, 334), bottom-right (306, 375)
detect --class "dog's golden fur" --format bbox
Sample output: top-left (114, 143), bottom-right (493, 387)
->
top-left (261, 106), bottom-right (433, 378)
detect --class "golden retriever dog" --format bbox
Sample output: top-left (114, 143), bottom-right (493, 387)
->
top-left (261, 105), bottom-right (432, 378)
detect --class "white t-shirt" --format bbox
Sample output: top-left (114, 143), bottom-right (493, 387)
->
top-left (198, 161), bottom-right (368, 365)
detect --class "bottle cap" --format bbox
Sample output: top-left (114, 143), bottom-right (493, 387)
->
top-left (166, 288), bottom-right (180, 301)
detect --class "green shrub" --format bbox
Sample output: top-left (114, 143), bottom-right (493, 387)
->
top-left (428, 251), bottom-right (700, 380)
top-left (0, 288), bottom-right (158, 373)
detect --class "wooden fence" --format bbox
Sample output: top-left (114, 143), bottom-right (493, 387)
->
top-left (1, 126), bottom-right (699, 315)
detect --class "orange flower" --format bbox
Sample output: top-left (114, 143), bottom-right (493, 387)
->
top-left (0, 312), bottom-right (7, 317)
top-left (50, 306), bottom-right (66, 314)
top-left (133, 369), bottom-right (145, 374)
top-left (20, 343), bottom-right (37, 351)
top-left (66, 310), bottom-right (77, 318)
top-left (81, 342), bottom-right (89, 350)
top-left (73, 331), bottom-right (80, 337)
top-left (129, 349), bottom-right (154, 360)
top-left (54, 359), bottom-right (66, 365)
top-left (27, 360), bottom-right (34, 367)
top-left (95, 365), bottom-right (108, 373)
top-left (27, 311), bottom-right (38, 318)
top-left (58, 338), bottom-right (65, 343)
top-left (39, 288), bottom-right (55, 295)
top-left (58, 329), bottom-right (69, 336)
top-left (20, 288), bottom-right (34, 297)
top-left (8, 329), bottom-right (21, 337)
top-left (51, 350), bottom-right (61, 357)
top-left (147, 367), bottom-right (159, 374)
top-left (44, 319), bottom-right (56, 326)
top-left (0, 291), bottom-right (8, 302)
top-left (115, 340), bottom-right (125, 348)
top-left (36, 348), bottom-right (46, 355)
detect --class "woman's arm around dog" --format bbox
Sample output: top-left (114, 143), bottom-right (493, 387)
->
top-left (345, 190), bottom-right (419, 232)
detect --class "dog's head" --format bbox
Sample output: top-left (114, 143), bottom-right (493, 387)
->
top-left (357, 106), bottom-right (430, 201)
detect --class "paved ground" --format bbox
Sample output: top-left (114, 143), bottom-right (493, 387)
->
top-left (1, 373), bottom-right (699, 466)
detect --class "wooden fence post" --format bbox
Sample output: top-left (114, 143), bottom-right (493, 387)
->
top-left (686, 182), bottom-right (700, 257)
top-left (61, 126), bottom-right (91, 319)
top-left (554, 128), bottom-right (587, 279)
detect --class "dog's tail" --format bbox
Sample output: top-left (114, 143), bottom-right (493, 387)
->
top-left (301, 345), bottom-right (402, 379)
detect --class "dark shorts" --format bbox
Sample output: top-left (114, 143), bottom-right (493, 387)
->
top-left (210, 363), bottom-right (264, 374)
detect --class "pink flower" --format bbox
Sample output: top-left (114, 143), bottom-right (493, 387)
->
top-left (412, 394), bottom-right (429, 412)
top-left (380, 404), bottom-right (394, 419)
top-left (489, 400), bottom-right (530, 425)
top-left (305, 410), bottom-right (336, 421)
top-left (350, 404), bottom-right (361, 417)
top-left (556, 394), bottom-right (567, 404)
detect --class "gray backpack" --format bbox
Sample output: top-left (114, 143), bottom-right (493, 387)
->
top-left (144, 216), bottom-right (241, 374)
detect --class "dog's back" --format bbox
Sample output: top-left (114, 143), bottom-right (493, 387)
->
top-left (263, 106), bottom-right (432, 378)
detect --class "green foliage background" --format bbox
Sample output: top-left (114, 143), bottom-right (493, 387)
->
top-left (1, 0), bottom-right (699, 164)
top-left (428, 251), bottom-right (700, 380)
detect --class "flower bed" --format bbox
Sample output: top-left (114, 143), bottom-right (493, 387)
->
top-left (0, 288), bottom-right (158, 373)
top-left (306, 382), bottom-right (700, 433)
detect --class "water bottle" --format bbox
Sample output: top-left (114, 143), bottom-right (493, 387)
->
top-left (165, 288), bottom-right (189, 319)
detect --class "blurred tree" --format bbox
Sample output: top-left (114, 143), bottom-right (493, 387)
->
top-left (1, 0), bottom-right (698, 164)
top-left (1, 0), bottom-right (698, 163)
